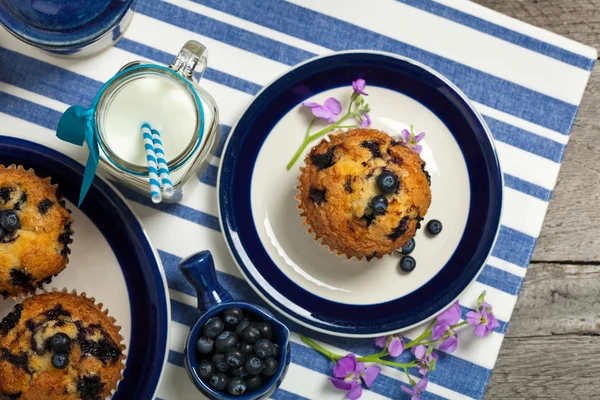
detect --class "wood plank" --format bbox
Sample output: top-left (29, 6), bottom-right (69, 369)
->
top-left (485, 335), bottom-right (600, 398)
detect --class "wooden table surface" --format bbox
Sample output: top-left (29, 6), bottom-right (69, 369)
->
top-left (469, 1), bottom-right (600, 398)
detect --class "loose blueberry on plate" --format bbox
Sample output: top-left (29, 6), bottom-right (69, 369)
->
top-left (256, 322), bottom-right (273, 340)
top-left (223, 307), bottom-right (244, 328)
top-left (426, 219), bottom-right (442, 235)
top-left (215, 331), bottom-right (238, 352)
top-left (203, 317), bottom-right (225, 338)
top-left (246, 375), bottom-right (262, 390)
top-left (0, 211), bottom-right (20, 232)
top-left (225, 348), bottom-right (246, 367)
top-left (261, 357), bottom-right (278, 377)
top-left (400, 256), bottom-right (416, 272)
top-left (400, 238), bottom-right (415, 255)
top-left (239, 342), bottom-right (254, 354)
top-left (241, 325), bottom-right (261, 344)
top-left (198, 361), bottom-right (216, 379)
top-left (51, 352), bottom-right (69, 369)
top-left (196, 336), bottom-right (214, 354)
top-left (227, 377), bottom-right (247, 395)
top-left (51, 333), bottom-right (71, 353)
top-left (371, 195), bottom-right (388, 215)
top-left (210, 372), bottom-right (229, 391)
top-left (235, 319), bottom-right (250, 336)
top-left (254, 339), bottom-right (275, 359)
top-left (212, 353), bottom-right (229, 373)
top-left (245, 355), bottom-right (263, 375)
top-left (376, 171), bottom-right (398, 194)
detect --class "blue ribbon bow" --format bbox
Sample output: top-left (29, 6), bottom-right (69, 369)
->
top-left (56, 105), bottom-right (99, 206)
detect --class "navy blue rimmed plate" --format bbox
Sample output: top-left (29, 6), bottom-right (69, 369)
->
top-left (218, 51), bottom-right (503, 337)
top-left (0, 135), bottom-right (170, 397)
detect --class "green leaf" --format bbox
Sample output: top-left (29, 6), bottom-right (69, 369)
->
top-left (425, 346), bottom-right (434, 357)
top-left (477, 291), bottom-right (487, 307)
top-left (429, 357), bottom-right (437, 371)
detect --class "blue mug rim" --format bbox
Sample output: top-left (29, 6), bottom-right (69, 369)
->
top-left (0, 0), bottom-right (134, 48)
top-left (185, 301), bottom-right (292, 400)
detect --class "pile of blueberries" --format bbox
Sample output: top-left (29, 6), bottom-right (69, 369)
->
top-left (399, 219), bottom-right (443, 272)
top-left (195, 307), bottom-right (280, 396)
top-left (49, 333), bottom-right (72, 369)
top-left (0, 211), bottom-right (20, 241)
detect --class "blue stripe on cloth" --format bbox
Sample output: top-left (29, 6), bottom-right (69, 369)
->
top-left (397, 0), bottom-right (595, 71)
top-left (503, 174), bottom-right (552, 202)
top-left (199, 164), bottom-right (218, 187)
top-left (182, 0), bottom-right (579, 134)
top-left (215, 125), bottom-right (232, 158)
top-left (477, 265), bottom-right (524, 296)
top-left (160, 250), bottom-right (496, 399)
top-left (0, 92), bottom-right (61, 130)
top-left (492, 226), bottom-right (536, 268)
top-left (483, 116), bottom-right (565, 163)
top-left (167, 348), bottom-right (309, 400)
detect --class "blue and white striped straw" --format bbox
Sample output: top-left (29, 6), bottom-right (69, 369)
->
top-left (141, 123), bottom-right (162, 203)
top-left (151, 128), bottom-right (174, 198)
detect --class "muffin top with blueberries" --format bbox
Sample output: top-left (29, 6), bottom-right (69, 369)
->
top-left (297, 128), bottom-right (432, 260)
top-left (0, 291), bottom-right (125, 400)
top-left (0, 165), bottom-right (73, 298)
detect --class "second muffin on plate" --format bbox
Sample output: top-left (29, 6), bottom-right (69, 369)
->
top-left (297, 128), bottom-right (432, 260)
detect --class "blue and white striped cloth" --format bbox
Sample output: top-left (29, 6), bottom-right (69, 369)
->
top-left (0, 1), bottom-right (596, 398)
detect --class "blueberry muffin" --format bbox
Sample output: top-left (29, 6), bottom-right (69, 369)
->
top-left (0, 165), bottom-right (73, 298)
top-left (297, 128), bottom-right (432, 260)
top-left (0, 291), bottom-right (125, 400)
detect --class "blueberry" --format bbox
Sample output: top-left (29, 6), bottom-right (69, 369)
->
top-left (197, 361), bottom-right (215, 379)
top-left (261, 357), bottom-right (278, 377)
top-left (203, 317), bottom-right (225, 338)
top-left (0, 211), bottom-right (19, 232)
top-left (235, 319), bottom-right (250, 336)
top-left (0, 226), bottom-right (5, 241)
top-left (196, 337), bottom-right (214, 355)
top-left (427, 219), bottom-right (442, 235)
top-left (50, 333), bottom-right (71, 353)
top-left (254, 339), bottom-right (275, 360)
top-left (225, 348), bottom-right (246, 367)
top-left (239, 342), bottom-right (254, 354)
top-left (376, 171), bottom-right (398, 194)
top-left (223, 307), bottom-right (244, 328)
top-left (245, 355), bottom-right (263, 375)
top-left (400, 256), bottom-right (416, 272)
top-left (256, 322), bottom-right (273, 340)
top-left (370, 195), bottom-right (388, 215)
top-left (272, 343), bottom-right (280, 359)
top-left (51, 352), bottom-right (69, 369)
top-left (230, 366), bottom-right (246, 377)
top-left (246, 375), bottom-right (262, 390)
top-left (400, 238), bottom-right (415, 255)
top-left (209, 372), bottom-right (228, 391)
top-left (241, 326), bottom-right (261, 344)
top-left (215, 331), bottom-right (238, 353)
top-left (227, 377), bottom-right (247, 396)
top-left (212, 353), bottom-right (229, 372)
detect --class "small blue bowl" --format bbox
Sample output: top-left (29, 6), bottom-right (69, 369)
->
top-left (179, 251), bottom-right (292, 400)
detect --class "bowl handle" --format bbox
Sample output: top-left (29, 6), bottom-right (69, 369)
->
top-left (178, 250), bottom-right (232, 313)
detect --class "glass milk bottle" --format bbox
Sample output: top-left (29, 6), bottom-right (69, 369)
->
top-left (57, 41), bottom-right (220, 205)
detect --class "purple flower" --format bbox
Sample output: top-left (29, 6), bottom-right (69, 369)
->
top-left (401, 127), bottom-right (425, 154)
top-left (375, 334), bottom-right (405, 357)
top-left (352, 78), bottom-right (368, 96)
top-left (437, 302), bottom-right (461, 327)
top-left (303, 97), bottom-right (342, 123)
top-left (430, 301), bottom-right (460, 353)
top-left (466, 301), bottom-right (500, 338)
top-left (401, 378), bottom-right (428, 400)
top-left (438, 334), bottom-right (458, 353)
top-left (361, 112), bottom-right (372, 128)
top-left (329, 354), bottom-right (381, 399)
top-left (411, 345), bottom-right (438, 376)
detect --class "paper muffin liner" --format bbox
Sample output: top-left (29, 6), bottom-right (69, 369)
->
top-left (2, 287), bottom-right (127, 399)
top-left (0, 165), bottom-right (74, 300)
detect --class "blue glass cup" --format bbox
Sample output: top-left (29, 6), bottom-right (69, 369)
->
top-left (179, 251), bottom-right (292, 400)
top-left (0, 0), bottom-right (135, 57)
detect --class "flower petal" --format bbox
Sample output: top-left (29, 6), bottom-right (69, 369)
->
top-left (329, 377), bottom-right (353, 391)
top-left (361, 112), bottom-right (372, 128)
top-left (401, 386), bottom-right (415, 395)
top-left (375, 336), bottom-right (388, 349)
top-left (412, 345), bottom-right (426, 360)
top-left (323, 97), bottom-right (342, 115)
top-left (439, 335), bottom-right (458, 353)
top-left (413, 145), bottom-right (423, 154)
top-left (474, 323), bottom-right (488, 338)
top-left (487, 315), bottom-right (501, 330)
top-left (413, 132), bottom-right (426, 142)
top-left (346, 382), bottom-right (363, 400)
top-left (311, 105), bottom-right (333, 120)
top-left (333, 354), bottom-right (357, 378)
top-left (388, 337), bottom-right (405, 357)
top-left (355, 361), bottom-right (366, 373)
top-left (327, 113), bottom-right (340, 123)
top-left (414, 378), bottom-right (428, 392)
top-left (302, 101), bottom-right (320, 108)
top-left (466, 311), bottom-right (481, 326)
top-left (401, 129), bottom-right (411, 141)
top-left (362, 365), bottom-right (381, 388)
top-left (431, 323), bottom-right (447, 340)
top-left (437, 302), bottom-right (461, 326)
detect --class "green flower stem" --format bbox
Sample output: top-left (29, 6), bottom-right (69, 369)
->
top-left (451, 321), bottom-right (468, 329)
top-left (300, 335), bottom-right (342, 363)
top-left (357, 349), bottom-right (389, 362)
top-left (405, 319), bottom-right (436, 349)
top-left (286, 112), bottom-right (361, 170)
top-left (304, 117), bottom-right (316, 139)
